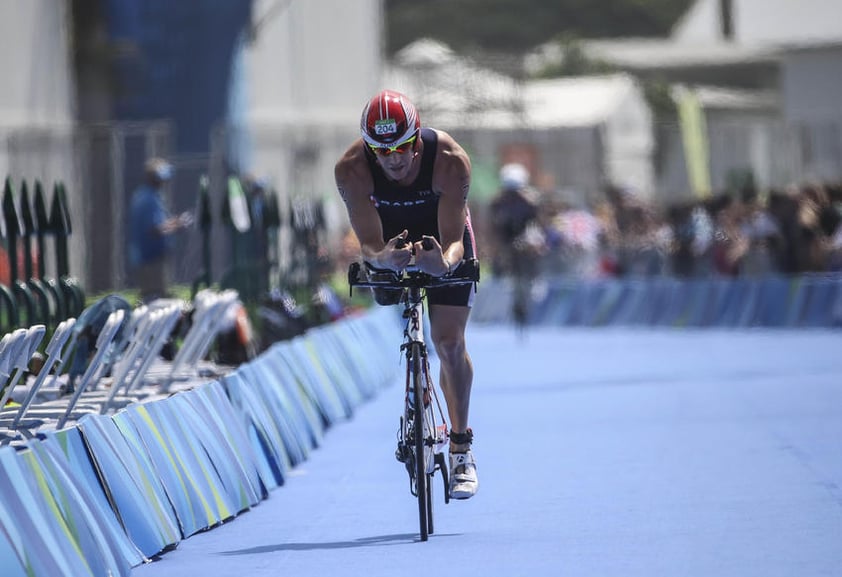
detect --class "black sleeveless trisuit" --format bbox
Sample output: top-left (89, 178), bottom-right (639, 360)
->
top-left (365, 128), bottom-right (477, 306)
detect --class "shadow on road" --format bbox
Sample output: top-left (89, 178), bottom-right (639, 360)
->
top-left (219, 532), bottom-right (463, 553)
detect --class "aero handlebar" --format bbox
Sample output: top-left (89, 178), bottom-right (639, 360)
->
top-left (347, 259), bottom-right (480, 293)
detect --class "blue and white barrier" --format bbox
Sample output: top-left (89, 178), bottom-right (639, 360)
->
top-left (0, 306), bottom-right (401, 575)
top-left (472, 275), bottom-right (842, 328)
top-left (0, 440), bottom-right (139, 577)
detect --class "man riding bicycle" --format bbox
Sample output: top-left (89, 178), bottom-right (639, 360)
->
top-left (488, 163), bottom-right (545, 326)
top-left (334, 89), bottom-right (479, 499)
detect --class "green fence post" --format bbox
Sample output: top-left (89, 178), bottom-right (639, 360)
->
top-left (35, 180), bottom-right (66, 322)
top-left (20, 180), bottom-right (54, 327)
top-left (3, 177), bottom-right (36, 327)
top-left (50, 181), bottom-right (84, 317)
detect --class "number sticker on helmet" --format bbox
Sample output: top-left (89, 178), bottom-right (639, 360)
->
top-left (375, 119), bottom-right (397, 135)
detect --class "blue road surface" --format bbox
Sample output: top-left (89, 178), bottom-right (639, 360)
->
top-left (134, 326), bottom-right (842, 577)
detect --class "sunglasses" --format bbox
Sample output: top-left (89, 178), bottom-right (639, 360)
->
top-left (368, 135), bottom-right (417, 156)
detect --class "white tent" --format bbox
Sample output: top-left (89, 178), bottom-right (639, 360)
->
top-left (386, 40), bottom-right (654, 201)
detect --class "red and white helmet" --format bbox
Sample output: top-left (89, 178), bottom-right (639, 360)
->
top-left (360, 90), bottom-right (420, 147)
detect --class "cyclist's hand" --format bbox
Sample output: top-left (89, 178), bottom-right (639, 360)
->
top-left (414, 235), bottom-right (449, 276)
top-left (380, 230), bottom-right (413, 271)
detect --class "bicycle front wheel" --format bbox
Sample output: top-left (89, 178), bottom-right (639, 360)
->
top-left (410, 342), bottom-right (430, 541)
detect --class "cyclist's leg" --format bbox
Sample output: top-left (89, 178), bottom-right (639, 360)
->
top-left (427, 284), bottom-right (479, 499)
top-left (427, 304), bottom-right (473, 446)
top-left (429, 304), bottom-right (479, 499)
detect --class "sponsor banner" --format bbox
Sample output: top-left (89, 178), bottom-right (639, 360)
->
top-left (76, 413), bottom-right (181, 557)
top-left (26, 440), bottom-right (136, 576)
top-left (121, 401), bottom-right (231, 537)
top-left (194, 381), bottom-right (267, 501)
top-left (40, 427), bottom-right (146, 568)
top-left (181, 385), bottom-right (263, 511)
top-left (291, 336), bottom-right (354, 421)
top-left (750, 277), bottom-right (791, 327)
top-left (223, 369), bottom-right (290, 489)
top-left (799, 277), bottom-right (838, 328)
top-left (274, 340), bottom-right (346, 425)
top-left (239, 361), bottom-right (310, 467)
top-left (261, 344), bottom-right (325, 447)
top-left (327, 324), bottom-right (372, 398)
top-left (475, 276), bottom-right (842, 328)
top-left (306, 328), bottom-right (364, 412)
top-left (0, 518), bottom-right (29, 577)
top-left (0, 446), bottom-right (95, 576)
top-left (336, 317), bottom-right (394, 396)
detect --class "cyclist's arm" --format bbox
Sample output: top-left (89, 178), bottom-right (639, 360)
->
top-left (430, 130), bottom-right (471, 274)
top-left (335, 142), bottom-right (412, 271)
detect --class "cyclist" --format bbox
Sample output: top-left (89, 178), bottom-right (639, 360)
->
top-left (334, 89), bottom-right (479, 500)
top-left (488, 163), bottom-right (545, 327)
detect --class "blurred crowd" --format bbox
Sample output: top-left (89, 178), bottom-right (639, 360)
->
top-left (479, 165), bottom-right (842, 280)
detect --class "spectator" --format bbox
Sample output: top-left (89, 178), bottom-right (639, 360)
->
top-left (545, 191), bottom-right (605, 277)
top-left (710, 193), bottom-right (748, 276)
top-left (604, 184), bottom-right (668, 276)
top-left (795, 182), bottom-right (832, 273)
top-left (667, 201), bottom-right (696, 277)
top-left (128, 158), bottom-right (193, 303)
top-left (738, 185), bottom-right (782, 277)
top-left (822, 182), bottom-right (842, 271)
top-left (690, 200), bottom-right (715, 275)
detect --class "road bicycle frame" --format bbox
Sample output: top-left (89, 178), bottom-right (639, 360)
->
top-left (348, 258), bottom-right (479, 542)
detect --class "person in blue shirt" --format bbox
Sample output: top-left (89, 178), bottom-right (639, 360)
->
top-left (128, 158), bottom-right (192, 303)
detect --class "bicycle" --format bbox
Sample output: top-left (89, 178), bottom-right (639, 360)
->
top-left (348, 254), bottom-right (480, 542)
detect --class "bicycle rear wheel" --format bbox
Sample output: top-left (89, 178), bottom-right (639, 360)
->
top-left (410, 342), bottom-right (430, 541)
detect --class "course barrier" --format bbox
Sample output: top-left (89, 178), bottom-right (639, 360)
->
top-left (471, 275), bottom-right (842, 328)
top-left (0, 306), bottom-right (400, 575)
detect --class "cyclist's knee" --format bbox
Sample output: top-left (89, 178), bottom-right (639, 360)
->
top-left (433, 334), bottom-right (466, 365)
